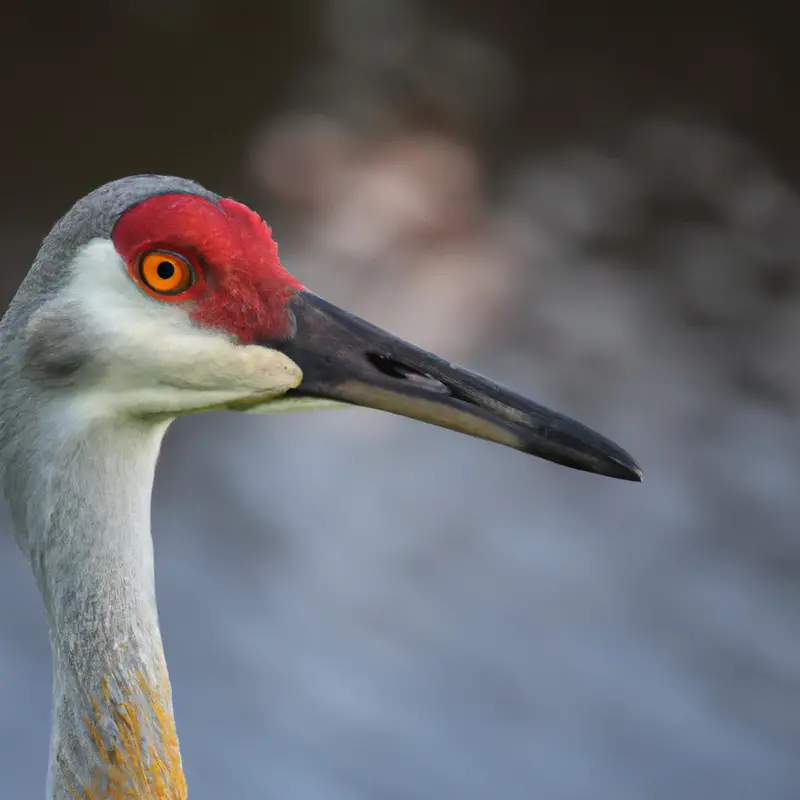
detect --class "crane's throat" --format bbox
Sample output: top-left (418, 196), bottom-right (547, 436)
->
top-left (12, 416), bottom-right (190, 800)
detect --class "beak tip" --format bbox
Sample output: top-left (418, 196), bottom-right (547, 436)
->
top-left (617, 460), bottom-right (644, 482)
top-left (522, 434), bottom-right (643, 482)
top-left (602, 444), bottom-right (643, 482)
top-left (596, 443), bottom-right (642, 482)
top-left (574, 454), bottom-right (643, 482)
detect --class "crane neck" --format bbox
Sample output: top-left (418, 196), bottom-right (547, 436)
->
top-left (3, 410), bottom-right (186, 800)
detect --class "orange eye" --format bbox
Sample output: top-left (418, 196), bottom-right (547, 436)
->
top-left (138, 251), bottom-right (194, 296)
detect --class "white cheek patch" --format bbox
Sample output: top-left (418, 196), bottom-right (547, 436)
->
top-left (66, 239), bottom-right (208, 349)
top-left (60, 239), bottom-right (302, 418)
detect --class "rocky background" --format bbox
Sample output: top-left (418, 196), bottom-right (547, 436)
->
top-left (0, 2), bottom-right (798, 797)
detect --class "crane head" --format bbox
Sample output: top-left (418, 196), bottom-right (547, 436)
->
top-left (15, 175), bottom-right (641, 481)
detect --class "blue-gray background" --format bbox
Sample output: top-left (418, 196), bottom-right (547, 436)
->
top-left (1, 2), bottom-right (798, 797)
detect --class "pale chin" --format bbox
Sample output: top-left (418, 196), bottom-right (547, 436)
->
top-left (243, 395), bottom-right (350, 416)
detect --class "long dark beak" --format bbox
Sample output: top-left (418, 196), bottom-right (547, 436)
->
top-left (271, 291), bottom-right (642, 481)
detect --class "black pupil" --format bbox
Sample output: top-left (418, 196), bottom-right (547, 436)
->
top-left (156, 261), bottom-right (175, 280)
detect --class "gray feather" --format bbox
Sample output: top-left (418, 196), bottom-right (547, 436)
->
top-left (0, 175), bottom-right (212, 798)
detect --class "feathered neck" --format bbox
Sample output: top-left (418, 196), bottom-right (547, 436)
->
top-left (2, 410), bottom-right (186, 799)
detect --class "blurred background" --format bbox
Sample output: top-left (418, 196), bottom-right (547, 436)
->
top-left (1, 1), bottom-right (799, 797)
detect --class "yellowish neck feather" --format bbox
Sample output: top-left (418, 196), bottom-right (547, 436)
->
top-left (65, 662), bottom-right (186, 800)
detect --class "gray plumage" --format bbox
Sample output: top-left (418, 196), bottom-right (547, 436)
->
top-left (0, 176), bottom-right (213, 799)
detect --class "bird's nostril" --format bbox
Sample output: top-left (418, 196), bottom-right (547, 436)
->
top-left (366, 353), bottom-right (407, 380)
top-left (366, 353), bottom-right (452, 395)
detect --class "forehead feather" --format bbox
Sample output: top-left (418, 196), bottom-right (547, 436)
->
top-left (60, 175), bottom-right (219, 246)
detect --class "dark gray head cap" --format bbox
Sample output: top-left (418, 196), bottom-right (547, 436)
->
top-left (45, 174), bottom-right (220, 262)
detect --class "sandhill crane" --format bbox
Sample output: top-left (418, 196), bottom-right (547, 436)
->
top-left (0, 175), bottom-right (640, 799)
